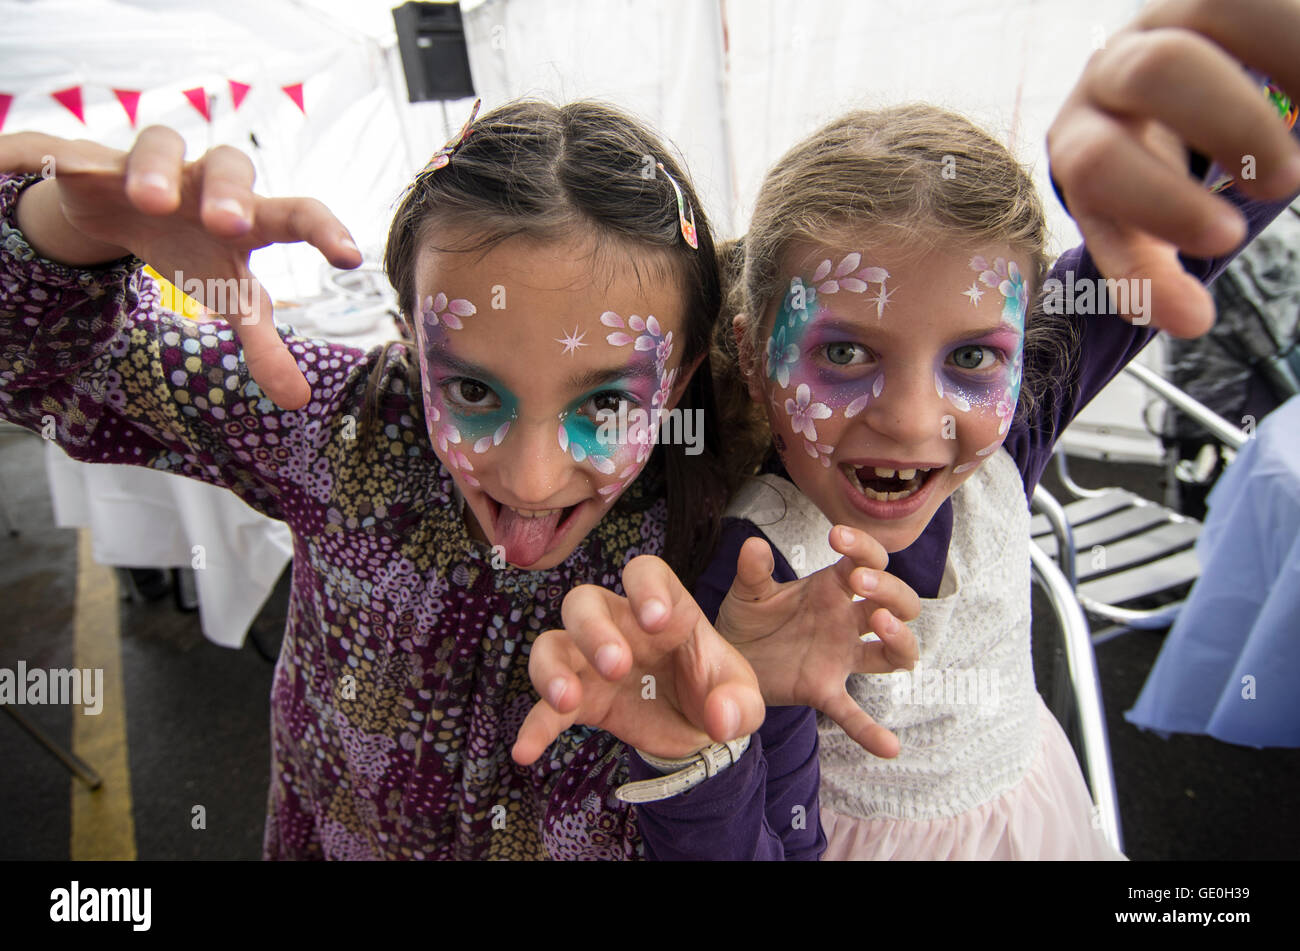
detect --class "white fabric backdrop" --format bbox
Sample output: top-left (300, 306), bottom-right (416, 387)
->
top-left (0, 0), bottom-right (1168, 465)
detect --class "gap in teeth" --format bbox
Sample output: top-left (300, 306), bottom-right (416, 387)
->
top-left (844, 465), bottom-right (930, 501)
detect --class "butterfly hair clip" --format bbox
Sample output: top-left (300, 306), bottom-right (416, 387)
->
top-left (656, 161), bottom-right (698, 250)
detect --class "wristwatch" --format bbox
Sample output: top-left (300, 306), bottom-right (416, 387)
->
top-left (614, 735), bottom-right (751, 803)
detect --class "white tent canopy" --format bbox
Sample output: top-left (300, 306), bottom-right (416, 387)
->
top-left (0, 0), bottom-right (1167, 460)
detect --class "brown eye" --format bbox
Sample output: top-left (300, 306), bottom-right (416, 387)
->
top-left (446, 379), bottom-right (498, 408)
top-left (582, 390), bottom-right (635, 422)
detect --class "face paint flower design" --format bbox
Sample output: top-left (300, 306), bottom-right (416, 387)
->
top-left (765, 325), bottom-right (800, 389)
top-left (806, 253), bottom-right (893, 317)
top-left (426, 404), bottom-right (478, 487)
top-left (970, 256), bottom-right (1026, 325)
top-left (420, 293), bottom-right (477, 331)
top-left (785, 383), bottom-right (832, 441)
top-left (472, 420), bottom-right (512, 454)
top-left (934, 372), bottom-right (971, 413)
top-left (948, 255), bottom-right (1029, 471)
top-left (589, 311), bottom-right (679, 496)
top-left (843, 372), bottom-right (885, 420)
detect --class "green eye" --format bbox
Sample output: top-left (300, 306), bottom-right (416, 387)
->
top-left (826, 343), bottom-right (863, 365)
top-left (951, 346), bottom-right (993, 371)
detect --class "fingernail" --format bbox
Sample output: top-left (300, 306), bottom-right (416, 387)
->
top-left (546, 677), bottom-right (568, 709)
top-left (134, 171), bottom-right (170, 193)
top-left (837, 526), bottom-right (854, 545)
top-left (211, 197), bottom-right (249, 223)
top-left (855, 569), bottom-right (878, 594)
top-left (640, 598), bottom-right (667, 626)
top-left (882, 612), bottom-right (899, 635)
top-left (339, 236), bottom-right (359, 252)
top-left (722, 698), bottom-right (740, 737)
top-left (595, 644), bottom-right (622, 678)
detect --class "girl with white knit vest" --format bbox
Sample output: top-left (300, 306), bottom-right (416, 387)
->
top-left (516, 0), bottom-right (1300, 858)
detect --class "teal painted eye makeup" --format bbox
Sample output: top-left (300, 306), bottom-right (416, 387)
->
top-left (441, 376), bottom-right (519, 450)
top-left (560, 381), bottom-right (648, 476)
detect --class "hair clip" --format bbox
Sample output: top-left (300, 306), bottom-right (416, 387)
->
top-left (423, 98), bottom-right (482, 174)
top-left (656, 161), bottom-right (698, 250)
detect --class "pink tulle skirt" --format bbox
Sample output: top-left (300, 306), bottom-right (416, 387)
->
top-left (821, 696), bottom-right (1127, 860)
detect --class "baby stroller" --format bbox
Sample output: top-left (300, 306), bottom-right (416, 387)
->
top-left (1163, 200), bottom-right (1300, 519)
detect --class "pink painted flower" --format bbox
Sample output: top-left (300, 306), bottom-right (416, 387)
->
top-left (420, 292), bottom-right (476, 330)
top-left (784, 383), bottom-right (832, 441)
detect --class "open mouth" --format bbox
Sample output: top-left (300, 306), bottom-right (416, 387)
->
top-left (841, 464), bottom-right (941, 501)
top-left (484, 496), bottom-right (584, 567)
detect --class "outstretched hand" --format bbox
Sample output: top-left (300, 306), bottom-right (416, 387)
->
top-left (714, 525), bottom-right (919, 759)
top-left (1, 127), bottom-right (362, 408)
top-left (1047, 0), bottom-right (1300, 338)
top-left (511, 555), bottom-right (765, 766)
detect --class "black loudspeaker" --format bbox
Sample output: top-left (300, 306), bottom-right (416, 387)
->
top-left (392, 1), bottom-right (476, 102)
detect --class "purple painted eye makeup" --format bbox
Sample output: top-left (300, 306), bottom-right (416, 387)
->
top-left (953, 255), bottom-right (1027, 473)
top-left (414, 293), bottom-right (487, 486)
top-left (762, 258), bottom-right (892, 466)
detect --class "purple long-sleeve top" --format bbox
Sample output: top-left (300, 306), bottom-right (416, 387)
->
top-left (630, 174), bottom-right (1299, 860)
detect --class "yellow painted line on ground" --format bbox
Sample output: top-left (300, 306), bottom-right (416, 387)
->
top-left (71, 528), bottom-right (136, 860)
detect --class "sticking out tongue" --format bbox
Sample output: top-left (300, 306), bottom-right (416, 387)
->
top-left (495, 505), bottom-right (565, 567)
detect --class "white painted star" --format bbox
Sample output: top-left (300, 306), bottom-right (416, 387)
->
top-left (872, 284), bottom-right (895, 318)
top-left (555, 326), bottom-right (588, 356)
top-left (963, 282), bottom-right (985, 306)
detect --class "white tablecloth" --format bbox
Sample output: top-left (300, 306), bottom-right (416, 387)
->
top-left (1125, 394), bottom-right (1300, 747)
top-left (46, 440), bottom-right (293, 649)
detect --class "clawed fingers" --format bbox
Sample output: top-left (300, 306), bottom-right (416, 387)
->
top-left (512, 692), bottom-right (578, 766)
top-left (822, 689), bottom-right (900, 759)
top-left (124, 126), bottom-right (187, 215)
top-left (846, 564), bottom-right (921, 625)
top-left (247, 196), bottom-right (362, 270)
top-left (621, 554), bottom-right (691, 634)
top-left (853, 606), bottom-right (918, 674)
top-left (828, 525), bottom-right (888, 595)
top-left (558, 584), bottom-right (636, 681)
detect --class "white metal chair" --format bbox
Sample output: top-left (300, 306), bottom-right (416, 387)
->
top-left (1029, 501), bottom-right (1124, 855)
top-left (1030, 363), bottom-right (1248, 639)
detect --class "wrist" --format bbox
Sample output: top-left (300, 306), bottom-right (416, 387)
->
top-left (14, 178), bottom-right (132, 266)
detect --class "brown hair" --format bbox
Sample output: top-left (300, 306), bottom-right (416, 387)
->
top-left (366, 99), bottom-right (727, 585)
top-left (714, 102), bottom-right (1075, 479)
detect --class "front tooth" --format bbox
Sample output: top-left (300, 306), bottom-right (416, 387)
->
top-left (898, 468), bottom-right (917, 480)
top-left (873, 467), bottom-right (896, 478)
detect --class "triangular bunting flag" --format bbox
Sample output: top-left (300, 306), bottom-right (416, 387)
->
top-left (52, 87), bottom-right (86, 124)
top-left (113, 89), bottom-right (141, 127)
top-left (281, 82), bottom-right (305, 114)
top-left (0, 94), bottom-right (11, 134)
top-left (229, 80), bottom-right (250, 110)
top-left (182, 87), bottom-right (210, 122)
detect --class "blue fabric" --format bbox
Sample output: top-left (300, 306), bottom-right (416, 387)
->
top-left (1126, 394), bottom-right (1300, 747)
